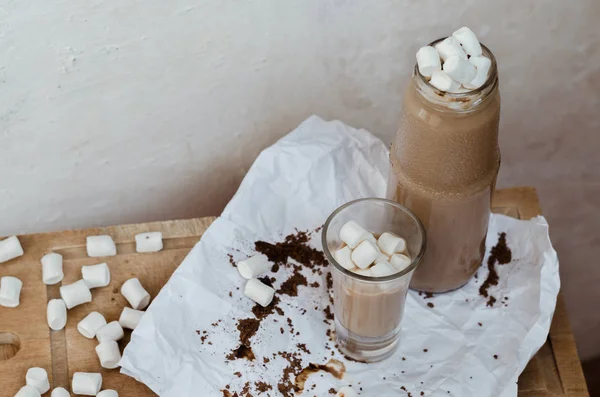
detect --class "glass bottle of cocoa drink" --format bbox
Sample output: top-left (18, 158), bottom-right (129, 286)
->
top-left (387, 39), bottom-right (500, 293)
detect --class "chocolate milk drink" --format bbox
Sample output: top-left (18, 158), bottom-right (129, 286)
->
top-left (388, 40), bottom-right (500, 293)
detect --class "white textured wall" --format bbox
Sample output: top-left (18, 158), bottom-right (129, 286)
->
top-left (1, 1), bottom-right (599, 359)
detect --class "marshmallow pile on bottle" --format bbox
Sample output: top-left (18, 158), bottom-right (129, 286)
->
top-left (335, 221), bottom-right (411, 277)
top-left (416, 26), bottom-right (491, 93)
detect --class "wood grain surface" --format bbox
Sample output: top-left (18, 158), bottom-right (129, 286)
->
top-left (0, 187), bottom-right (589, 396)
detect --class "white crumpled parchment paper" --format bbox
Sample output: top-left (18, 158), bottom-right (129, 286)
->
top-left (121, 116), bottom-right (560, 397)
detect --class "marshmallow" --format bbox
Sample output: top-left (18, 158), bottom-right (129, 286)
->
top-left (121, 278), bottom-right (151, 310)
top-left (26, 367), bottom-right (50, 394)
top-left (15, 386), bottom-right (41, 397)
top-left (377, 232), bottom-right (407, 256)
top-left (47, 299), bottom-right (67, 331)
top-left (97, 391), bottom-right (118, 397)
top-left (351, 240), bottom-right (378, 269)
top-left (429, 70), bottom-right (460, 92)
top-left (82, 263), bottom-right (111, 289)
top-left (333, 246), bottom-right (355, 270)
top-left (72, 372), bottom-right (102, 396)
top-left (370, 261), bottom-right (397, 277)
top-left (452, 26), bottom-right (482, 57)
top-left (237, 254), bottom-right (271, 279)
top-left (464, 55), bottom-right (492, 89)
top-left (0, 235), bottom-right (24, 264)
top-left (95, 340), bottom-right (121, 369)
top-left (86, 235), bottom-right (117, 257)
top-left (78, 311), bottom-right (107, 338)
top-left (135, 232), bottom-right (163, 253)
top-left (339, 221), bottom-right (374, 249)
top-left (353, 268), bottom-right (374, 277)
top-left (96, 321), bottom-right (124, 343)
top-left (435, 36), bottom-right (467, 61)
top-left (119, 307), bottom-right (144, 330)
top-left (41, 253), bottom-right (64, 285)
top-left (51, 388), bottom-right (70, 397)
top-left (390, 253), bottom-right (412, 272)
top-left (443, 55), bottom-right (477, 84)
top-left (0, 276), bottom-right (22, 307)
top-left (416, 46), bottom-right (441, 78)
top-left (60, 279), bottom-right (92, 309)
top-left (336, 386), bottom-right (359, 397)
top-left (244, 278), bottom-right (275, 307)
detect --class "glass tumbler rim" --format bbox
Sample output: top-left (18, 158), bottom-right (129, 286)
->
top-left (322, 197), bottom-right (427, 283)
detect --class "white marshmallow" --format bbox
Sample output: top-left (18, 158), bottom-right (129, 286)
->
top-left (435, 36), bottom-right (467, 61)
top-left (0, 235), bottom-right (24, 264)
top-left (390, 253), bottom-right (412, 272)
top-left (416, 46), bottom-right (441, 78)
top-left (121, 278), bottom-right (151, 310)
top-left (339, 221), bottom-right (373, 249)
top-left (452, 26), bottom-right (482, 57)
top-left (135, 232), bottom-right (163, 253)
top-left (370, 261), bottom-right (397, 277)
top-left (47, 299), bottom-right (67, 331)
top-left (119, 307), bottom-right (144, 330)
top-left (97, 391), bottom-right (118, 397)
top-left (336, 386), bottom-right (359, 397)
top-left (237, 254), bottom-right (271, 279)
top-left (353, 268), bottom-right (374, 277)
top-left (95, 340), bottom-right (121, 369)
top-left (429, 70), bottom-right (461, 93)
top-left (244, 278), bottom-right (275, 307)
top-left (96, 321), bottom-right (124, 343)
top-left (377, 232), bottom-right (407, 256)
top-left (78, 311), bottom-right (107, 338)
top-left (41, 253), bottom-right (64, 285)
top-left (0, 276), bottom-right (22, 307)
top-left (443, 56), bottom-right (477, 84)
top-left (333, 246), bottom-right (355, 270)
top-left (51, 387), bottom-right (70, 397)
top-left (82, 263), bottom-right (111, 289)
top-left (464, 55), bottom-right (492, 89)
top-left (60, 279), bottom-right (92, 309)
top-left (26, 367), bottom-right (50, 394)
top-left (86, 235), bottom-right (117, 257)
top-left (15, 385), bottom-right (41, 397)
top-left (350, 240), bottom-right (378, 269)
top-left (72, 372), bottom-right (102, 396)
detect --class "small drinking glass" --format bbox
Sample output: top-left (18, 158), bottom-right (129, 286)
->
top-left (322, 198), bottom-right (426, 362)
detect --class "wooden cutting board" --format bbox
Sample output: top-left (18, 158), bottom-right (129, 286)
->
top-left (0, 188), bottom-right (589, 396)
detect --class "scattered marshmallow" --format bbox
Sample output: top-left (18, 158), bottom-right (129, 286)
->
top-left (47, 299), bottom-right (67, 331)
top-left (443, 55), bottom-right (477, 85)
top-left (416, 46), bottom-right (441, 77)
top-left (96, 321), bottom-right (124, 343)
top-left (336, 386), bottom-right (359, 397)
top-left (452, 26), bottom-right (482, 57)
top-left (72, 372), bottom-right (102, 396)
top-left (82, 263), bottom-right (111, 289)
top-left (119, 307), bottom-right (144, 330)
top-left (390, 253), bottom-right (412, 272)
top-left (60, 279), bottom-right (92, 309)
top-left (15, 385), bottom-right (41, 397)
top-left (121, 278), bottom-right (151, 310)
top-left (464, 55), bottom-right (492, 89)
top-left (377, 232), bottom-right (407, 256)
top-left (237, 254), bottom-right (271, 279)
top-left (86, 235), bottom-right (117, 257)
top-left (339, 221), bottom-right (372, 249)
top-left (51, 387), bottom-right (70, 397)
top-left (370, 261), bottom-right (397, 277)
top-left (0, 235), bottom-right (24, 264)
top-left (135, 232), bottom-right (163, 253)
top-left (351, 240), bottom-right (378, 269)
top-left (333, 246), bottom-right (355, 270)
top-left (435, 36), bottom-right (467, 61)
top-left (78, 311), bottom-right (107, 338)
top-left (97, 391), bottom-right (118, 397)
top-left (41, 253), bottom-right (64, 285)
top-left (95, 340), bottom-right (121, 369)
top-left (0, 276), bottom-right (22, 307)
top-left (244, 278), bottom-right (275, 307)
top-left (26, 367), bottom-right (50, 394)
top-left (429, 70), bottom-right (461, 92)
